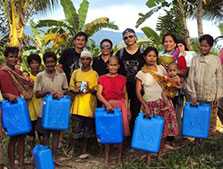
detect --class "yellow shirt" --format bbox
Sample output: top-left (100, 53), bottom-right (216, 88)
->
top-left (69, 69), bottom-right (98, 118)
top-left (28, 74), bottom-right (41, 121)
top-left (0, 90), bottom-right (3, 101)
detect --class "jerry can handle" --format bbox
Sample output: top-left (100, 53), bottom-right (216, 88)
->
top-left (107, 110), bottom-right (114, 114)
top-left (190, 102), bottom-right (199, 107)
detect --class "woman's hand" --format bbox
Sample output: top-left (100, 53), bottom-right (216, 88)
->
top-left (105, 103), bottom-right (113, 112)
top-left (142, 103), bottom-right (151, 117)
top-left (191, 97), bottom-right (198, 105)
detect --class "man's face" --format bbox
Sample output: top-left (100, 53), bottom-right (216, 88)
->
top-left (6, 52), bottom-right (18, 68)
top-left (73, 36), bottom-right (87, 50)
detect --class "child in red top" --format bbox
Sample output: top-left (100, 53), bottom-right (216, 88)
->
top-left (97, 56), bottom-right (130, 165)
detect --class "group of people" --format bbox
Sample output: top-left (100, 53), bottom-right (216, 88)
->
top-left (0, 28), bottom-right (223, 169)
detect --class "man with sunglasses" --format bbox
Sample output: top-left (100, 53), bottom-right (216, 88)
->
top-left (92, 39), bottom-right (113, 76)
top-left (59, 32), bottom-right (88, 83)
top-left (116, 28), bottom-right (145, 132)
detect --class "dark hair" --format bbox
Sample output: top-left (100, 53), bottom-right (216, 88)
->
top-left (43, 51), bottom-right (57, 63)
top-left (199, 34), bottom-right (214, 47)
top-left (4, 47), bottom-right (19, 57)
top-left (177, 39), bottom-right (189, 51)
top-left (100, 39), bottom-right (113, 49)
top-left (27, 53), bottom-right (41, 66)
top-left (108, 55), bottom-right (120, 64)
top-left (143, 46), bottom-right (159, 57)
top-left (122, 28), bottom-right (136, 37)
top-left (162, 33), bottom-right (177, 44)
top-left (73, 31), bottom-right (88, 42)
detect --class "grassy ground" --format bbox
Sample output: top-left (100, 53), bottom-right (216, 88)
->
top-left (2, 134), bottom-right (223, 169)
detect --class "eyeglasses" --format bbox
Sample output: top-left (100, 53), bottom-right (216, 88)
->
top-left (80, 57), bottom-right (91, 60)
top-left (123, 35), bottom-right (134, 40)
top-left (101, 45), bottom-right (111, 49)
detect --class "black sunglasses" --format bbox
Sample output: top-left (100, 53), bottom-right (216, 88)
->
top-left (123, 35), bottom-right (134, 40)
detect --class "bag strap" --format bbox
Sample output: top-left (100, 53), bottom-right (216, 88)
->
top-left (5, 69), bottom-right (26, 94)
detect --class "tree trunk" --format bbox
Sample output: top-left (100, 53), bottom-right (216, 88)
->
top-left (177, 0), bottom-right (191, 50)
top-left (196, 0), bottom-right (204, 37)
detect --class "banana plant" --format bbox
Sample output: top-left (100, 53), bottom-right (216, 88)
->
top-left (141, 26), bottom-right (162, 50)
top-left (1, 0), bottom-right (59, 47)
top-left (35, 0), bottom-right (118, 47)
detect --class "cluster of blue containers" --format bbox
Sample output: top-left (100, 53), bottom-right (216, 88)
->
top-left (0, 95), bottom-right (72, 137)
top-left (95, 107), bottom-right (124, 144)
top-left (182, 102), bottom-right (211, 138)
top-left (131, 113), bottom-right (164, 153)
top-left (32, 145), bottom-right (55, 169)
top-left (42, 95), bottom-right (71, 130)
top-left (1, 97), bottom-right (32, 136)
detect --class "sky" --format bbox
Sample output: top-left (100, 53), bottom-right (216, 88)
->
top-left (35, 0), bottom-right (222, 42)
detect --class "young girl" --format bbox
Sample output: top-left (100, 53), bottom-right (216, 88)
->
top-left (187, 34), bottom-right (223, 134)
top-left (27, 53), bottom-right (42, 147)
top-left (136, 47), bottom-right (179, 160)
top-left (97, 56), bottom-right (130, 164)
top-left (69, 50), bottom-right (98, 159)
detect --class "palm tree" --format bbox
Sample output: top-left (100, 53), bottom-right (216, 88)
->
top-left (136, 0), bottom-right (191, 48)
top-left (1, 0), bottom-right (59, 47)
top-left (35, 0), bottom-right (118, 47)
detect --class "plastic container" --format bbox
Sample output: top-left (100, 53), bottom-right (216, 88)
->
top-left (42, 95), bottom-right (71, 130)
top-left (1, 97), bottom-right (32, 136)
top-left (182, 102), bottom-right (211, 138)
top-left (95, 107), bottom-right (123, 144)
top-left (131, 113), bottom-right (164, 153)
top-left (32, 144), bottom-right (54, 169)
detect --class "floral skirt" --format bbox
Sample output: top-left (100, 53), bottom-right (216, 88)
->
top-left (146, 99), bottom-right (179, 137)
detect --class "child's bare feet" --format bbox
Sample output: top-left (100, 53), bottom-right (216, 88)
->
top-left (146, 154), bottom-right (151, 164)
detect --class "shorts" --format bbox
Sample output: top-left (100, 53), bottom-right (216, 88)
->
top-left (72, 115), bottom-right (95, 139)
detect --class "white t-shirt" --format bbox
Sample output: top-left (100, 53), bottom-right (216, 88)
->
top-left (184, 51), bottom-right (196, 67)
top-left (136, 65), bottom-right (166, 102)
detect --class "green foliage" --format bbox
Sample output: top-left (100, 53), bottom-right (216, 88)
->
top-left (117, 136), bottom-right (223, 169)
top-left (60, 0), bottom-right (79, 34)
top-left (141, 26), bottom-right (162, 50)
top-left (156, 8), bottom-right (186, 39)
top-left (218, 23), bottom-right (223, 35)
top-left (136, 0), bottom-right (171, 28)
top-left (35, 0), bottom-right (118, 48)
top-left (78, 0), bottom-right (89, 31)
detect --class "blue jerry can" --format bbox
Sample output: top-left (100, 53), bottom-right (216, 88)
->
top-left (95, 107), bottom-right (124, 144)
top-left (32, 144), bottom-right (55, 169)
top-left (182, 102), bottom-right (211, 138)
top-left (131, 113), bottom-right (164, 153)
top-left (1, 97), bottom-right (32, 136)
top-left (42, 95), bottom-right (71, 130)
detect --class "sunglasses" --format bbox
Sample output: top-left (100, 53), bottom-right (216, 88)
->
top-left (123, 35), bottom-right (134, 40)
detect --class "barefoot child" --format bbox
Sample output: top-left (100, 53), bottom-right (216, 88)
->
top-left (34, 51), bottom-right (68, 163)
top-left (69, 50), bottom-right (98, 158)
top-left (136, 47), bottom-right (179, 161)
top-left (97, 56), bottom-right (130, 164)
top-left (27, 53), bottom-right (42, 147)
top-left (0, 47), bottom-right (33, 169)
top-left (187, 34), bottom-right (223, 134)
